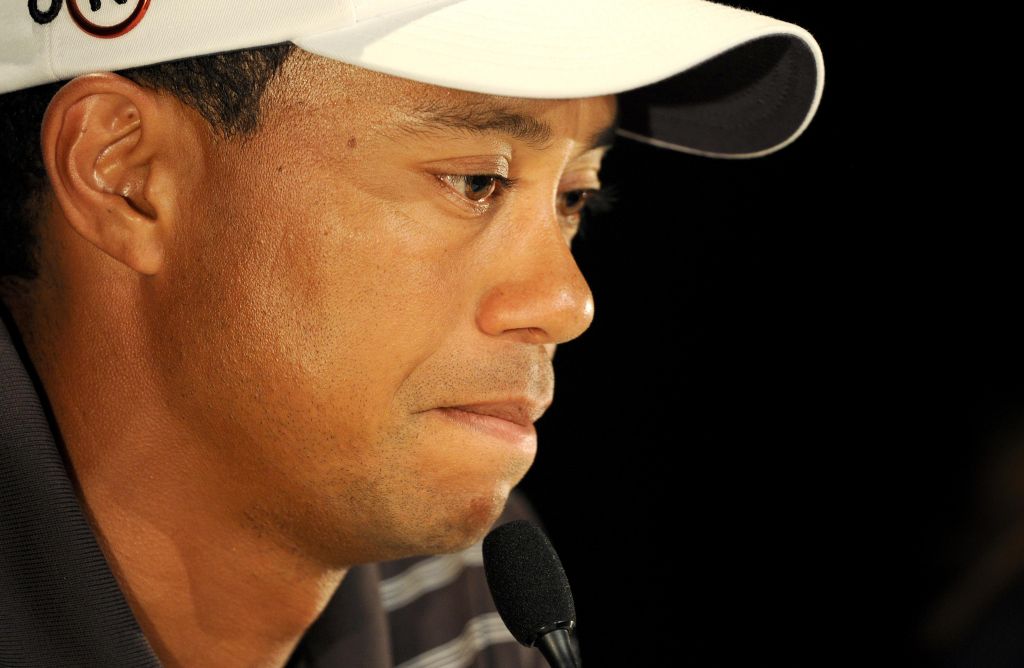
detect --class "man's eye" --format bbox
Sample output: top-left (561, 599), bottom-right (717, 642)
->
top-left (437, 173), bottom-right (615, 219)
top-left (559, 189), bottom-right (602, 218)
top-left (438, 174), bottom-right (519, 204)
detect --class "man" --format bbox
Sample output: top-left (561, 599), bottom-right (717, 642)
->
top-left (0, 1), bottom-right (824, 666)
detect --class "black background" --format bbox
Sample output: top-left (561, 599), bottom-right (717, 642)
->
top-left (518, 4), bottom-right (1018, 666)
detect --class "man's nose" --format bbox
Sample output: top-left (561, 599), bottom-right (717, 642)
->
top-left (475, 205), bottom-right (596, 346)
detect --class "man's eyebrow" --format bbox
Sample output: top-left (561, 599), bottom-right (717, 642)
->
top-left (395, 99), bottom-right (619, 153)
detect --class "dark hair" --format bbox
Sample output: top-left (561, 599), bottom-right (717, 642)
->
top-left (0, 41), bottom-right (297, 283)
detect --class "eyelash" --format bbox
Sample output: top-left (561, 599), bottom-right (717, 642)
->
top-left (438, 173), bottom-right (617, 219)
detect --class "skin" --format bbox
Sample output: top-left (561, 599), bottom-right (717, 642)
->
top-left (0, 48), bottom-right (615, 667)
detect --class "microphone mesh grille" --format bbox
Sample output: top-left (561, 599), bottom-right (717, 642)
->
top-left (482, 519), bottom-right (576, 646)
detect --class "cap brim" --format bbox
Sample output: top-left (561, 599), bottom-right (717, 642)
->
top-left (292, 0), bottom-right (824, 159)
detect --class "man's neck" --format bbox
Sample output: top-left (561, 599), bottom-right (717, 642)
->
top-left (5, 290), bottom-right (348, 668)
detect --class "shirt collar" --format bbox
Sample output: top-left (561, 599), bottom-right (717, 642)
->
top-left (0, 299), bottom-right (162, 664)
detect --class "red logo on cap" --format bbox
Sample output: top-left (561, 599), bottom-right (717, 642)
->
top-left (66, 0), bottom-right (150, 38)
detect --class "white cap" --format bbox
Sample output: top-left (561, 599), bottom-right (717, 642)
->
top-left (0, 0), bottom-right (825, 158)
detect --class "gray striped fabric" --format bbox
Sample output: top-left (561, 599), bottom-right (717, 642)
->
top-left (286, 489), bottom-right (554, 668)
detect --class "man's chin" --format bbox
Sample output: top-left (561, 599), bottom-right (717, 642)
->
top-left (397, 487), bottom-right (511, 558)
top-left (451, 489), bottom-right (511, 548)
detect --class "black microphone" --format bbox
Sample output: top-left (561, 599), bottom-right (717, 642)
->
top-left (482, 519), bottom-right (580, 668)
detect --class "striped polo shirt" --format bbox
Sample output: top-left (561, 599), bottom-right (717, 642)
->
top-left (0, 301), bottom-right (569, 667)
top-left (284, 490), bottom-right (556, 668)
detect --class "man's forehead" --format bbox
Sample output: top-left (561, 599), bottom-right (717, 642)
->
top-left (389, 87), bottom-right (619, 153)
top-left (280, 53), bottom-right (618, 152)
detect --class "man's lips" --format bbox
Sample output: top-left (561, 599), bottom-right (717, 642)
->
top-left (442, 401), bottom-right (543, 428)
top-left (430, 400), bottom-right (548, 448)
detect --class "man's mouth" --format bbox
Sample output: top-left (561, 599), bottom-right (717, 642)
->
top-left (443, 401), bottom-right (541, 427)
top-left (432, 400), bottom-right (545, 449)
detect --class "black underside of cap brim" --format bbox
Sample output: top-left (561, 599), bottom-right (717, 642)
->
top-left (617, 33), bottom-right (819, 156)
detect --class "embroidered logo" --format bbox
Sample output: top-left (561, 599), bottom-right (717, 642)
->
top-left (28, 0), bottom-right (151, 38)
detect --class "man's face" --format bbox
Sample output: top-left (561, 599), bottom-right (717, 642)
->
top-left (149, 50), bottom-right (616, 565)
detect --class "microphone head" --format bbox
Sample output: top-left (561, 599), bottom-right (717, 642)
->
top-left (482, 519), bottom-right (577, 646)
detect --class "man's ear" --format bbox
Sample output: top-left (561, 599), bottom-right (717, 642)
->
top-left (41, 72), bottom-right (188, 276)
